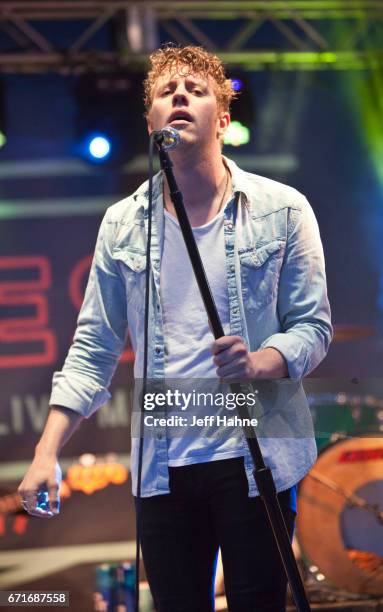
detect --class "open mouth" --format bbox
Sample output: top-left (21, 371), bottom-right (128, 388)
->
top-left (168, 112), bottom-right (193, 124)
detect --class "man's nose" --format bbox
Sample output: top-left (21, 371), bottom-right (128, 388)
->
top-left (172, 88), bottom-right (189, 106)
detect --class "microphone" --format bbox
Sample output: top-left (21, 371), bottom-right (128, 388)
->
top-left (153, 126), bottom-right (180, 150)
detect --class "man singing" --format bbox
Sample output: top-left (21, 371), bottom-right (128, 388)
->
top-left (19, 45), bottom-right (332, 611)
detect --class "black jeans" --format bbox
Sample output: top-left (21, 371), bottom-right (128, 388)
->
top-left (135, 457), bottom-right (297, 612)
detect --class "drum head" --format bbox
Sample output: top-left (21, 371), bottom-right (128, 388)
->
top-left (297, 435), bottom-right (383, 595)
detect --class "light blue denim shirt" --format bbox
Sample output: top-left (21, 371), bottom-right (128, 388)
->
top-left (50, 157), bottom-right (332, 497)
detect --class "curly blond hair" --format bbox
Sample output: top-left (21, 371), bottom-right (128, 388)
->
top-left (143, 45), bottom-right (235, 113)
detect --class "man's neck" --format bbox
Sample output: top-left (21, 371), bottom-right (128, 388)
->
top-left (163, 147), bottom-right (230, 227)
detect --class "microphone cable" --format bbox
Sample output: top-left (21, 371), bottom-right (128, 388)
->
top-left (134, 131), bottom-right (156, 612)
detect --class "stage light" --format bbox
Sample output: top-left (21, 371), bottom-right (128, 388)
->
top-left (226, 71), bottom-right (255, 148)
top-left (88, 135), bottom-right (111, 160)
top-left (74, 72), bottom-right (147, 165)
top-left (231, 78), bottom-right (244, 92)
top-left (224, 121), bottom-right (250, 147)
top-left (0, 80), bottom-right (6, 150)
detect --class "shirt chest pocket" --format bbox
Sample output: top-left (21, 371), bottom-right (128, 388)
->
top-left (239, 240), bottom-right (285, 311)
top-left (112, 248), bottom-right (147, 309)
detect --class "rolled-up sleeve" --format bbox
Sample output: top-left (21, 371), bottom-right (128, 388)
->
top-left (260, 197), bottom-right (332, 379)
top-left (50, 209), bottom-right (128, 417)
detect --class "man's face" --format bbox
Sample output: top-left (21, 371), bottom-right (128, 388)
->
top-left (146, 68), bottom-right (230, 150)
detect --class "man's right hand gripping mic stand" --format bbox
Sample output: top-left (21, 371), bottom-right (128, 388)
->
top-left (153, 127), bottom-right (311, 612)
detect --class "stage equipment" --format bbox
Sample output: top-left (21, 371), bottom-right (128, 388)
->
top-left (136, 127), bottom-right (312, 612)
top-left (73, 72), bottom-right (147, 165)
top-left (2, 3), bottom-right (382, 73)
top-left (152, 126), bottom-right (180, 150)
top-left (114, 5), bottom-right (158, 55)
top-left (308, 392), bottom-right (383, 450)
top-left (297, 434), bottom-right (383, 596)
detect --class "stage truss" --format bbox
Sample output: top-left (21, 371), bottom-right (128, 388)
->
top-left (0, 1), bottom-right (382, 72)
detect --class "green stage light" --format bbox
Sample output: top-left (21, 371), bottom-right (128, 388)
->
top-left (330, 15), bottom-right (383, 189)
top-left (224, 121), bottom-right (250, 147)
top-left (0, 80), bottom-right (6, 150)
top-left (225, 71), bottom-right (254, 147)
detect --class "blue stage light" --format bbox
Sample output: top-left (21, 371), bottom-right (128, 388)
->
top-left (231, 78), bottom-right (243, 92)
top-left (88, 135), bottom-right (111, 160)
top-left (74, 73), bottom-right (147, 165)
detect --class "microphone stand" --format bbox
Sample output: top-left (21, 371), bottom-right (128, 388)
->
top-left (155, 139), bottom-right (311, 612)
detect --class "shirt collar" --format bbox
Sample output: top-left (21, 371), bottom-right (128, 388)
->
top-left (142, 155), bottom-right (252, 210)
top-left (223, 155), bottom-right (252, 205)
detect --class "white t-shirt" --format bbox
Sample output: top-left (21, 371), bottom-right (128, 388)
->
top-left (160, 208), bottom-right (245, 466)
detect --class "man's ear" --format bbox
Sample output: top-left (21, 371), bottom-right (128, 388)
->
top-left (217, 111), bottom-right (230, 140)
top-left (146, 114), bottom-right (153, 135)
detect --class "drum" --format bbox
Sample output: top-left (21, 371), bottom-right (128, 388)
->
top-left (297, 434), bottom-right (383, 595)
top-left (308, 393), bottom-right (383, 450)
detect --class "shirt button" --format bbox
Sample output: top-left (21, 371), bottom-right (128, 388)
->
top-left (155, 347), bottom-right (161, 354)
top-left (230, 264), bottom-right (235, 272)
top-left (227, 223), bottom-right (233, 230)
